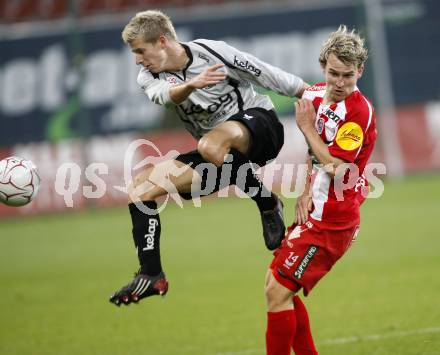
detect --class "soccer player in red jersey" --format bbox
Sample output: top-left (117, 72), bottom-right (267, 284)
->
top-left (265, 25), bottom-right (377, 355)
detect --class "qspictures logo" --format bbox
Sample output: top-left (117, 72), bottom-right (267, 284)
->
top-left (53, 139), bottom-right (386, 211)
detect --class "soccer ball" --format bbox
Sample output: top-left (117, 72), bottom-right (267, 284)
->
top-left (0, 156), bottom-right (41, 207)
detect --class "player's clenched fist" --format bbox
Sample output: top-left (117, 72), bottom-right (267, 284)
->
top-left (294, 99), bottom-right (316, 133)
top-left (187, 63), bottom-right (227, 89)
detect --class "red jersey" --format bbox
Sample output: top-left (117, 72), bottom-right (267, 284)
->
top-left (302, 82), bottom-right (377, 226)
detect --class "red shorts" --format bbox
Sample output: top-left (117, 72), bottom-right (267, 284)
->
top-left (270, 219), bottom-right (360, 296)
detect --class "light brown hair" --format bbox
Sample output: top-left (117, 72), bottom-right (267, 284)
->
top-left (122, 10), bottom-right (178, 44)
top-left (319, 25), bottom-right (368, 68)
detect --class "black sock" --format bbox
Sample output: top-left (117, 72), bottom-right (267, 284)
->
top-left (227, 149), bottom-right (276, 211)
top-left (128, 201), bottom-right (162, 276)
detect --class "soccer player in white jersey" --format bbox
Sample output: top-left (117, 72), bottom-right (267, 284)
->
top-left (109, 10), bottom-right (308, 306)
top-left (265, 26), bottom-right (377, 354)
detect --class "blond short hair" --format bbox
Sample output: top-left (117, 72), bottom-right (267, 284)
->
top-left (122, 10), bottom-right (178, 44)
top-left (319, 25), bottom-right (368, 68)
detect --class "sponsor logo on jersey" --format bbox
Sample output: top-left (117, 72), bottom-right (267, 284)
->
top-left (323, 108), bottom-right (342, 123)
top-left (293, 245), bottom-right (319, 280)
top-left (307, 84), bottom-right (326, 91)
top-left (198, 53), bottom-right (210, 63)
top-left (180, 92), bottom-right (233, 116)
top-left (335, 122), bottom-right (364, 151)
top-left (167, 77), bottom-right (178, 84)
top-left (233, 56), bottom-right (261, 77)
top-left (243, 114), bottom-right (253, 120)
top-left (143, 219), bottom-right (158, 251)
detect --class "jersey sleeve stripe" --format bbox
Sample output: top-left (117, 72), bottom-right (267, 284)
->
top-left (194, 41), bottom-right (253, 76)
top-left (194, 42), bottom-right (235, 68)
top-left (362, 96), bottom-right (373, 132)
top-left (353, 96), bottom-right (373, 160)
top-left (353, 143), bottom-right (363, 159)
top-left (229, 79), bottom-right (244, 111)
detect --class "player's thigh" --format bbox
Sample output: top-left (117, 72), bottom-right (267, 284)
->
top-left (265, 271), bottom-right (295, 312)
top-left (129, 159), bottom-right (201, 201)
top-left (200, 120), bottom-right (252, 156)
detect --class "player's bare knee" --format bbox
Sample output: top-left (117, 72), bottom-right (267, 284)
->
top-left (131, 170), bottom-right (147, 188)
top-left (265, 274), bottom-right (294, 311)
top-left (265, 284), bottom-right (285, 311)
top-left (128, 169), bottom-right (165, 202)
top-left (197, 137), bottom-right (228, 167)
top-left (128, 184), bottom-right (165, 203)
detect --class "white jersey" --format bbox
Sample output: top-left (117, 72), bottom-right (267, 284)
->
top-left (137, 39), bottom-right (304, 139)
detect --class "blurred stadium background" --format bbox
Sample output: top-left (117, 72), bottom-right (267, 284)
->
top-left (1, 0), bottom-right (439, 354)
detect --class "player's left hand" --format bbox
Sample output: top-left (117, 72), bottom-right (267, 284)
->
top-left (187, 63), bottom-right (227, 89)
top-left (294, 99), bottom-right (315, 133)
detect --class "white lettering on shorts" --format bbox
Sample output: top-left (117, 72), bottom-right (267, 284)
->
top-left (283, 252), bottom-right (299, 269)
top-left (293, 245), bottom-right (319, 280)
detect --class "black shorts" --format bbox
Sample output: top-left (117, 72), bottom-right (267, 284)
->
top-left (229, 107), bottom-right (284, 166)
top-left (175, 107), bottom-right (284, 199)
top-left (178, 107), bottom-right (283, 167)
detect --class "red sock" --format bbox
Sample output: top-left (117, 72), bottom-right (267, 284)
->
top-left (266, 309), bottom-right (296, 355)
top-left (292, 296), bottom-right (318, 355)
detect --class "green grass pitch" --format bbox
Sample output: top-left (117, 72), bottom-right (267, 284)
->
top-left (1, 175), bottom-right (439, 355)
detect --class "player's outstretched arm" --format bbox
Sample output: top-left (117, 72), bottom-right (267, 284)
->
top-left (196, 39), bottom-right (305, 98)
top-left (295, 82), bottom-right (311, 99)
top-left (169, 64), bottom-right (227, 104)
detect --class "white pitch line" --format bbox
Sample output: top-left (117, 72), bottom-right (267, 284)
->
top-left (214, 349), bottom-right (263, 355)
top-left (214, 326), bottom-right (440, 355)
top-left (321, 326), bottom-right (440, 345)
